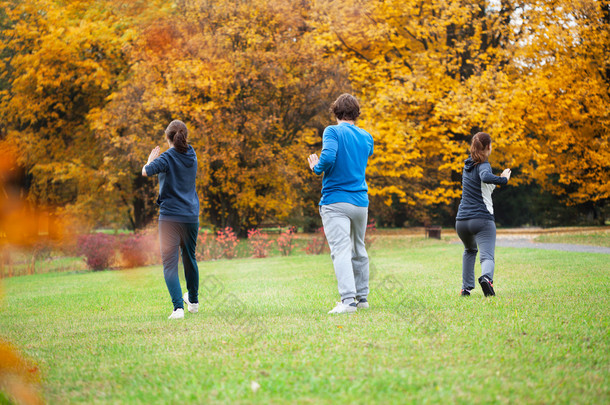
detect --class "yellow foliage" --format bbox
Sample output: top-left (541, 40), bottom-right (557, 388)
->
top-left (314, 0), bottom-right (609, 223)
top-left (0, 0), bottom-right (170, 228)
top-left (94, 0), bottom-right (345, 232)
top-left (2, 0), bottom-right (607, 230)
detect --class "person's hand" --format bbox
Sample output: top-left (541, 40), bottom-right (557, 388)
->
top-left (501, 168), bottom-right (511, 181)
top-left (147, 146), bottom-right (160, 164)
top-left (307, 154), bottom-right (319, 171)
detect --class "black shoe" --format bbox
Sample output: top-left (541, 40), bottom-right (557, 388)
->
top-left (356, 298), bottom-right (369, 309)
top-left (460, 289), bottom-right (471, 296)
top-left (478, 276), bottom-right (495, 296)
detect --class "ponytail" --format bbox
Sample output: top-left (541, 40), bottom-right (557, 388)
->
top-left (165, 120), bottom-right (189, 154)
top-left (470, 132), bottom-right (492, 164)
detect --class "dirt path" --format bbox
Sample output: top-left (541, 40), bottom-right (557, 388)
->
top-left (391, 226), bottom-right (610, 254)
top-left (495, 238), bottom-right (610, 254)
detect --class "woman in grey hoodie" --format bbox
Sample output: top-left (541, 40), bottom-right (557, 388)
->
top-left (455, 132), bottom-right (511, 296)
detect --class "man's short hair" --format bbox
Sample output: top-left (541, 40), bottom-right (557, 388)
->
top-left (330, 93), bottom-right (360, 121)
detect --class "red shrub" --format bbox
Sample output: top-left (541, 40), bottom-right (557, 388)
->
top-left (303, 227), bottom-right (327, 255)
top-left (216, 227), bottom-right (239, 259)
top-left (277, 227), bottom-right (296, 256)
top-left (144, 228), bottom-right (161, 265)
top-left (118, 233), bottom-right (151, 268)
top-left (196, 229), bottom-right (223, 261)
top-left (247, 228), bottom-right (272, 258)
top-left (78, 233), bottom-right (116, 271)
top-left (365, 219), bottom-right (377, 248)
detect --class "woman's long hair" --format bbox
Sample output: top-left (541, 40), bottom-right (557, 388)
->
top-left (470, 132), bottom-right (492, 163)
top-left (165, 120), bottom-right (189, 154)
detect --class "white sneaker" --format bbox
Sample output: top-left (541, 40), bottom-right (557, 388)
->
top-left (183, 292), bottom-right (199, 314)
top-left (328, 302), bottom-right (357, 314)
top-left (168, 308), bottom-right (184, 319)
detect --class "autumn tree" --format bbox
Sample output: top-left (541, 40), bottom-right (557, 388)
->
top-left (0, 0), bottom-right (170, 230)
top-left (4, 0), bottom-right (605, 232)
top-left (498, 0), bottom-right (610, 222)
top-left (95, 0), bottom-right (346, 234)
top-left (313, 0), bottom-right (521, 224)
top-left (314, 0), bottom-right (608, 225)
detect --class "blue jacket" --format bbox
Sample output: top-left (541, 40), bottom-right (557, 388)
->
top-left (456, 157), bottom-right (507, 221)
top-left (145, 145), bottom-right (200, 223)
top-left (313, 122), bottom-right (374, 207)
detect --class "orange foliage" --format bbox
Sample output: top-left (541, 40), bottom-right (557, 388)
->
top-left (0, 143), bottom-right (40, 246)
top-left (1, 0), bottom-right (606, 231)
top-left (94, 0), bottom-right (346, 233)
top-left (0, 0), bottom-right (170, 230)
top-left (0, 339), bottom-right (44, 405)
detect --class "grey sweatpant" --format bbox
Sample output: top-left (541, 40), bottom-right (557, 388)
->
top-left (320, 203), bottom-right (369, 301)
top-left (455, 218), bottom-right (496, 290)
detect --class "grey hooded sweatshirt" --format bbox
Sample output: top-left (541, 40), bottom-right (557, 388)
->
top-left (145, 145), bottom-right (199, 223)
top-left (456, 157), bottom-right (507, 221)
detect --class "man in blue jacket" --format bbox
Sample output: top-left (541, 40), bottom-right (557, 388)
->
top-left (307, 94), bottom-right (374, 314)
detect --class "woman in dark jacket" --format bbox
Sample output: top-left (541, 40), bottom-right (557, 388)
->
top-left (455, 132), bottom-right (511, 297)
top-left (142, 120), bottom-right (200, 319)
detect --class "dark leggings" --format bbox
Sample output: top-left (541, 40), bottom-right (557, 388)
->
top-left (455, 218), bottom-right (496, 290)
top-left (159, 221), bottom-right (199, 310)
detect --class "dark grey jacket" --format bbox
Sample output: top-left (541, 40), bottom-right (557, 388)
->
top-left (456, 157), bottom-right (507, 221)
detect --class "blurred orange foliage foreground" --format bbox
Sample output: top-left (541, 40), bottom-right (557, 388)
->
top-left (0, 145), bottom-right (45, 404)
top-left (0, 145), bottom-right (57, 245)
top-left (0, 143), bottom-right (75, 277)
top-left (0, 339), bottom-right (44, 405)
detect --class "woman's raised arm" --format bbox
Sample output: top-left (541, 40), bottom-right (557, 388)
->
top-left (142, 146), bottom-right (160, 176)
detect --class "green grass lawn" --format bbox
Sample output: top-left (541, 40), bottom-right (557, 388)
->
top-left (1, 237), bottom-right (609, 404)
top-left (2, 255), bottom-right (87, 278)
top-left (534, 230), bottom-right (610, 247)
